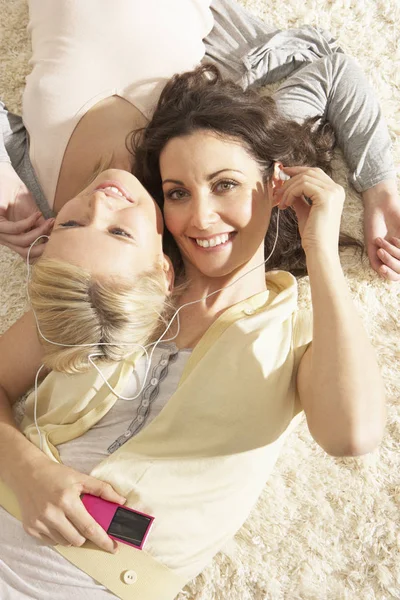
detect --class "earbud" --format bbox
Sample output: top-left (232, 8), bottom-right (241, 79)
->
top-left (278, 168), bottom-right (312, 206)
top-left (278, 170), bottom-right (291, 182)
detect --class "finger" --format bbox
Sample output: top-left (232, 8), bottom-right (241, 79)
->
top-left (0, 219), bottom-right (54, 248)
top-left (375, 237), bottom-right (400, 260)
top-left (65, 502), bottom-right (117, 553)
top-left (0, 211), bottom-right (43, 235)
top-left (48, 517), bottom-right (86, 547)
top-left (289, 196), bottom-right (310, 231)
top-left (369, 242), bottom-right (400, 281)
top-left (33, 215), bottom-right (47, 228)
top-left (31, 532), bottom-right (56, 547)
top-left (390, 236), bottom-right (400, 249)
top-left (376, 248), bottom-right (400, 275)
top-left (0, 218), bottom-right (51, 247)
top-left (367, 243), bottom-right (384, 274)
top-left (24, 522), bottom-right (68, 547)
top-left (378, 263), bottom-right (400, 282)
top-left (281, 166), bottom-right (331, 183)
top-left (0, 238), bottom-right (46, 260)
top-left (279, 179), bottom-right (329, 209)
top-left (82, 478), bottom-right (126, 506)
top-left (46, 525), bottom-right (80, 547)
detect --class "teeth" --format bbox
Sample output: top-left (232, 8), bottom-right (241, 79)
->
top-left (196, 233), bottom-right (230, 248)
top-left (103, 186), bottom-right (125, 198)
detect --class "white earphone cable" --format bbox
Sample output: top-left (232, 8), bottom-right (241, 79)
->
top-left (27, 208), bottom-right (280, 450)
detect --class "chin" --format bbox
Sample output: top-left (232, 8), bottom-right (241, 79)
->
top-left (196, 263), bottom-right (242, 279)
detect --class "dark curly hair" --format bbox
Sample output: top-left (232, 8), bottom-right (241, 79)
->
top-left (130, 64), bottom-right (361, 278)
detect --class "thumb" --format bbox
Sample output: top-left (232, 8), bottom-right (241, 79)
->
top-left (81, 476), bottom-right (126, 506)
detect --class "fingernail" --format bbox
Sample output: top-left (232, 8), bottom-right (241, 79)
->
top-left (378, 249), bottom-right (385, 258)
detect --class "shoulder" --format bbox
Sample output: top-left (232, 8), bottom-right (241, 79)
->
top-left (0, 311), bottom-right (45, 403)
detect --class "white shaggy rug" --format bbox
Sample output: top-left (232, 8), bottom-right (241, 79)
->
top-left (0, 1), bottom-right (399, 599)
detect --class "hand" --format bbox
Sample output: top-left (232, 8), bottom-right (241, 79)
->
top-left (363, 194), bottom-right (400, 282)
top-left (275, 166), bottom-right (345, 256)
top-left (11, 454), bottom-right (126, 552)
top-left (0, 162), bottom-right (55, 259)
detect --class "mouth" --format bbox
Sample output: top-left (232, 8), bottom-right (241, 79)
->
top-left (93, 180), bottom-right (135, 203)
top-left (190, 231), bottom-right (236, 250)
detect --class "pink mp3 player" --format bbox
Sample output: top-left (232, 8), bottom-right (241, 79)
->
top-left (81, 494), bottom-right (155, 550)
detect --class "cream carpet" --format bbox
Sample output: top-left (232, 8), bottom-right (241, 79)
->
top-left (0, 1), bottom-right (399, 599)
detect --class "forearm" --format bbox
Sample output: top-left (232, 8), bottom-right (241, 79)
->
top-left (0, 100), bottom-right (12, 164)
top-left (304, 250), bottom-right (386, 455)
top-left (0, 387), bottom-right (48, 489)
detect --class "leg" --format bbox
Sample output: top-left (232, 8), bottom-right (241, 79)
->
top-left (273, 53), bottom-right (399, 280)
top-left (205, 0), bottom-right (399, 280)
top-left (205, 0), bottom-right (341, 85)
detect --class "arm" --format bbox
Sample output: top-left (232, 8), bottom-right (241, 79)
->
top-left (277, 166), bottom-right (386, 457)
top-left (0, 101), bottom-right (53, 258)
top-left (0, 312), bottom-right (125, 551)
top-left (0, 310), bottom-right (51, 488)
top-left (297, 255), bottom-right (386, 456)
top-left (0, 100), bottom-right (12, 164)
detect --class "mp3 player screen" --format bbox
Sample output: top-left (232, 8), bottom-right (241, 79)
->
top-left (107, 507), bottom-right (152, 547)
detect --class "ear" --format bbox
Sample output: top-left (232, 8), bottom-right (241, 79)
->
top-left (270, 161), bottom-right (286, 207)
top-left (161, 255), bottom-right (175, 295)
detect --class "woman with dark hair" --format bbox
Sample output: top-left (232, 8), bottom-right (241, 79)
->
top-left (0, 64), bottom-right (386, 600)
top-left (132, 64), bottom-right (358, 278)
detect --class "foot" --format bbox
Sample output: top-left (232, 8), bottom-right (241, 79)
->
top-left (362, 180), bottom-right (400, 282)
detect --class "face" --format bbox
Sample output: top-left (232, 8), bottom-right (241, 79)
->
top-left (160, 131), bottom-right (277, 280)
top-left (43, 169), bottom-right (169, 282)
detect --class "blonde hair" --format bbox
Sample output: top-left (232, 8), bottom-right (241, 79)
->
top-left (29, 258), bottom-right (170, 374)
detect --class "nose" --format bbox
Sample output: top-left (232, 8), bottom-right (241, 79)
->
top-left (190, 193), bottom-right (219, 231)
top-left (87, 191), bottom-right (120, 223)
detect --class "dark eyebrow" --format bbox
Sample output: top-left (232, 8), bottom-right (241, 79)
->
top-left (162, 169), bottom-right (244, 186)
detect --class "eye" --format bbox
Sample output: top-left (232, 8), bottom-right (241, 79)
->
top-left (109, 227), bottom-right (133, 239)
top-left (59, 220), bottom-right (81, 228)
top-left (165, 188), bottom-right (189, 201)
top-left (59, 221), bottom-right (132, 239)
top-left (214, 179), bottom-right (238, 193)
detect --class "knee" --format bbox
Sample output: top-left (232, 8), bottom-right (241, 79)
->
top-left (329, 52), bottom-right (361, 75)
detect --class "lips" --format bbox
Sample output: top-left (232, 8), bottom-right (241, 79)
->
top-left (94, 181), bottom-right (135, 203)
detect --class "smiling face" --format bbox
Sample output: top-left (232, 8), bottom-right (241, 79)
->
top-left (43, 169), bottom-right (167, 279)
top-left (160, 131), bottom-right (276, 280)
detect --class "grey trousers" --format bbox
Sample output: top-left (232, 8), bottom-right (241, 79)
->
top-left (205, 0), bottom-right (395, 192)
top-left (3, 0), bottom-right (395, 217)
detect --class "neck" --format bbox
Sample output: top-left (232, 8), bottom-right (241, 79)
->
top-left (176, 245), bottom-right (268, 325)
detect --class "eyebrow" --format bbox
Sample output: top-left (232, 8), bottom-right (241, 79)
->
top-left (162, 169), bottom-right (244, 186)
